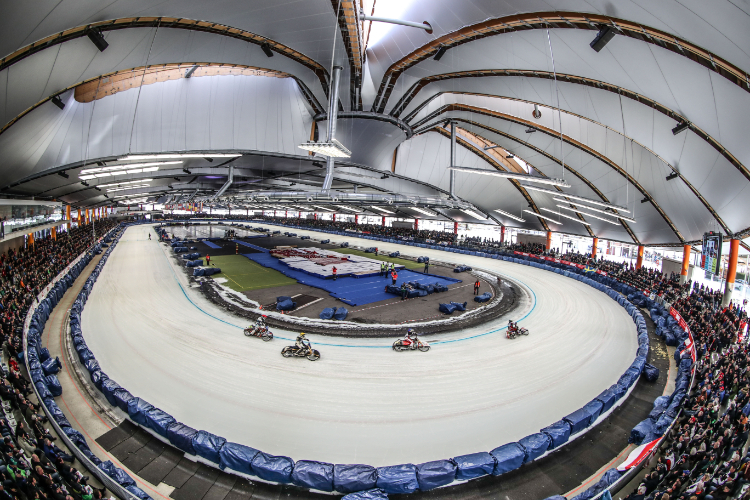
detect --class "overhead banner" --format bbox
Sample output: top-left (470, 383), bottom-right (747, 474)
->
top-left (701, 232), bottom-right (722, 275)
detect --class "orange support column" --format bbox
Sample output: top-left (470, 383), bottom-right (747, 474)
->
top-left (636, 245), bottom-right (644, 269)
top-left (77, 208), bottom-right (81, 225)
top-left (51, 227), bottom-right (56, 241)
top-left (592, 237), bottom-right (598, 259)
top-left (500, 226), bottom-right (505, 244)
top-left (680, 244), bottom-right (691, 284)
top-left (546, 231), bottom-right (552, 251)
top-left (414, 218), bottom-right (419, 231)
top-left (66, 205), bottom-right (71, 229)
top-left (722, 239), bottom-right (740, 307)
top-left (27, 232), bottom-right (34, 247)
top-left (382, 216), bottom-right (386, 227)
top-left (453, 221), bottom-right (458, 234)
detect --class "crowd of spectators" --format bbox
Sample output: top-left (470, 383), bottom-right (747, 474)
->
top-left (0, 220), bottom-right (117, 500)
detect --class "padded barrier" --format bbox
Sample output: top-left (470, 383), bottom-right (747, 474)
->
top-left (220, 442), bottom-right (259, 474)
top-left (450, 301), bottom-right (467, 311)
top-left (629, 418), bottom-right (655, 445)
top-left (333, 307), bottom-right (348, 320)
top-left (276, 298), bottom-right (296, 311)
top-left (453, 452), bottom-right (495, 480)
top-left (193, 430), bottom-right (226, 464)
top-left (439, 303), bottom-right (457, 314)
top-left (45, 374), bottom-right (63, 397)
top-left (541, 420), bottom-right (571, 450)
top-left (291, 460), bottom-right (334, 491)
top-left (99, 461), bottom-right (136, 487)
top-left (145, 408), bottom-right (176, 438)
top-left (643, 363), bottom-right (660, 382)
top-left (334, 464), bottom-right (378, 493)
top-left (376, 464), bottom-right (419, 494)
top-left (41, 356), bottom-right (61, 375)
top-left (474, 292), bottom-right (492, 303)
top-left (320, 307), bottom-right (336, 320)
top-left (341, 489), bottom-right (389, 500)
top-left (519, 433), bottom-right (551, 463)
top-left (251, 451), bottom-right (295, 483)
top-left (490, 443), bottom-right (525, 475)
top-left (127, 398), bottom-right (154, 427)
top-left (167, 422), bottom-right (199, 455)
top-left (416, 460), bottom-right (457, 490)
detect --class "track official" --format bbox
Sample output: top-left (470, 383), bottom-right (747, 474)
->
top-left (474, 279), bottom-right (481, 295)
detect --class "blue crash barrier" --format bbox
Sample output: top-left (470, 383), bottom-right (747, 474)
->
top-left (453, 452), bottom-right (495, 480)
top-left (474, 292), bottom-right (492, 303)
top-left (101, 378), bottom-right (122, 406)
top-left (320, 307), bottom-right (336, 320)
top-left (564, 407), bottom-right (592, 435)
top-left (541, 420), bottom-right (572, 449)
top-left (112, 388), bottom-right (134, 412)
top-left (643, 363), bottom-right (660, 382)
top-left (376, 464), bottom-right (419, 495)
top-left (519, 433), bottom-right (551, 463)
top-left (276, 298), bottom-right (296, 311)
top-left (596, 388), bottom-right (618, 413)
top-left (193, 430), bottom-right (226, 464)
top-left (334, 464), bottom-right (379, 493)
top-left (490, 443), bottom-right (525, 475)
top-left (629, 418), bottom-right (655, 445)
top-left (99, 461), bottom-right (136, 487)
top-left (127, 398), bottom-right (154, 427)
top-left (291, 460), bottom-right (334, 491)
top-left (416, 460), bottom-right (457, 490)
top-left (220, 442), bottom-right (260, 474)
top-left (341, 489), bottom-right (389, 500)
top-left (251, 451), bottom-right (295, 483)
top-left (450, 301), bottom-right (468, 311)
top-left (439, 303), bottom-right (458, 314)
top-left (166, 422), bottom-right (199, 455)
top-left (41, 356), bottom-right (61, 375)
top-left (333, 307), bottom-right (349, 320)
top-left (145, 408), bottom-right (176, 438)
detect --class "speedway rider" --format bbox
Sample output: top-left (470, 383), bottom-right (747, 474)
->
top-left (252, 316), bottom-right (266, 334)
top-left (403, 328), bottom-right (419, 345)
top-left (508, 320), bottom-right (517, 333)
top-left (296, 333), bottom-right (311, 352)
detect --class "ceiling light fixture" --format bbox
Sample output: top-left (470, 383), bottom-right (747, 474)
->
top-left (553, 205), bottom-right (620, 225)
top-left (260, 42), bottom-right (274, 58)
top-left (523, 209), bottom-right (562, 225)
top-left (540, 207), bottom-right (591, 225)
top-left (336, 205), bottom-right (359, 212)
top-left (433, 46), bottom-right (448, 61)
top-left (525, 128), bottom-right (536, 134)
top-left (493, 208), bottom-right (525, 222)
top-left (553, 199), bottom-right (637, 223)
top-left (370, 206), bottom-right (395, 214)
top-left (450, 166), bottom-right (570, 187)
top-left (51, 95), bottom-right (65, 110)
top-left (672, 122), bottom-right (689, 135)
top-left (297, 138), bottom-right (351, 158)
top-left (360, 9), bottom-right (433, 33)
top-left (410, 206), bottom-right (436, 216)
top-left (461, 209), bottom-right (487, 220)
top-left (57, 171), bottom-right (69, 179)
top-left (590, 26), bottom-right (615, 52)
top-left (641, 197), bottom-right (649, 203)
top-left (666, 172), bottom-right (680, 181)
top-left (520, 184), bottom-right (630, 212)
top-left (483, 145), bottom-right (502, 151)
top-left (86, 28), bottom-right (109, 52)
top-left (107, 184), bottom-right (150, 192)
top-left (118, 154), bottom-right (241, 161)
top-left (99, 179), bottom-right (154, 188)
top-left (313, 205), bottom-right (334, 212)
top-left (81, 161), bottom-right (180, 175)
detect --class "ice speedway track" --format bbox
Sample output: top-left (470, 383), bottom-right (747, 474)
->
top-left (82, 224), bottom-right (637, 466)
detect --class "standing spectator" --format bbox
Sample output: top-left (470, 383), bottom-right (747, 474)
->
top-left (375, 247), bottom-right (378, 256)
top-left (474, 279), bottom-right (481, 295)
top-left (206, 254), bottom-right (211, 266)
top-left (400, 282), bottom-right (408, 301)
top-left (391, 270), bottom-right (398, 285)
top-left (424, 260), bottom-right (429, 274)
top-left (381, 262), bottom-right (386, 277)
top-left (332, 266), bottom-right (337, 281)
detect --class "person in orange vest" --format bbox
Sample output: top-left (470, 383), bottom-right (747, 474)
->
top-left (474, 279), bottom-right (481, 295)
top-left (206, 254), bottom-right (211, 266)
top-left (391, 270), bottom-right (398, 285)
top-left (332, 266), bottom-right (337, 281)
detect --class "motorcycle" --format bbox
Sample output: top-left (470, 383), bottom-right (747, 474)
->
top-left (506, 326), bottom-right (529, 339)
top-left (243, 325), bottom-right (273, 341)
top-left (281, 344), bottom-right (321, 361)
top-left (392, 337), bottom-right (430, 352)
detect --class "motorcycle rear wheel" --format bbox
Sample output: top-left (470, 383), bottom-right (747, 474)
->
top-left (281, 347), bottom-right (295, 357)
top-left (392, 342), bottom-right (404, 352)
top-left (262, 332), bottom-right (273, 341)
top-left (307, 350), bottom-right (321, 361)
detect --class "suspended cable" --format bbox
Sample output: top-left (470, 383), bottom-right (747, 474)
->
top-left (618, 91), bottom-right (629, 213)
top-left (128, 22), bottom-right (160, 154)
top-left (545, 28), bottom-right (565, 180)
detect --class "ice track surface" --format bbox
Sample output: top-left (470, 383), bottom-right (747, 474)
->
top-left (82, 224), bottom-right (637, 466)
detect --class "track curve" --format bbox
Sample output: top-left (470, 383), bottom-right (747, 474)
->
top-left (81, 224), bottom-right (637, 466)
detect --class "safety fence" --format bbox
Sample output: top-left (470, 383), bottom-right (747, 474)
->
top-left (24, 220), bottom-right (688, 500)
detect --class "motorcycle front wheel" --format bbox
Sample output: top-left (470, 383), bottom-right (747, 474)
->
top-left (281, 346), bottom-right (295, 357)
top-left (418, 344), bottom-right (430, 352)
top-left (262, 332), bottom-right (273, 342)
top-left (307, 350), bottom-right (321, 361)
top-left (521, 329), bottom-right (529, 336)
top-left (243, 329), bottom-right (252, 337)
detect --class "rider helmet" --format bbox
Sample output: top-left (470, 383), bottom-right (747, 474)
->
top-left (407, 329), bottom-right (414, 334)
top-left (299, 332), bottom-right (306, 337)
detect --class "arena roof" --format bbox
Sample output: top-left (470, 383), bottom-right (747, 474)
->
top-left (2, 0), bottom-right (750, 246)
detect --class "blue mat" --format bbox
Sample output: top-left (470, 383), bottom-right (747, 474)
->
top-left (232, 240), bottom-right (270, 253)
top-left (241, 254), bottom-right (461, 306)
top-left (203, 241), bottom-right (222, 249)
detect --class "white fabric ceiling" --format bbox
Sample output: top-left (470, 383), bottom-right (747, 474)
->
top-left (1, 0), bottom-right (749, 244)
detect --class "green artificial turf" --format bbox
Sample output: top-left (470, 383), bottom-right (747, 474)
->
top-left (335, 248), bottom-right (423, 270)
top-left (207, 255), bottom-right (297, 292)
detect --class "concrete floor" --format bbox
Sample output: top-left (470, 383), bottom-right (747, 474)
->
top-left (77, 223), bottom-right (640, 467)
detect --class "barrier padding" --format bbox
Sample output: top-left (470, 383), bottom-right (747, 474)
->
top-left (101, 378), bottom-right (122, 406)
top-left (84, 358), bottom-right (100, 374)
top-left (44, 398), bottom-right (71, 428)
top-left (99, 461), bottom-right (136, 487)
top-left (126, 485), bottom-right (152, 500)
top-left (144, 408), bottom-right (176, 438)
top-left (595, 388), bottom-right (618, 413)
top-left (333, 307), bottom-right (348, 320)
top-left (643, 363), bottom-right (660, 382)
top-left (276, 298), bottom-right (296, 311)
top-left (439, 303), bottom-right (457, 314)
top-left (474, 292), bottom-right (492, 303)
top-left (490, 443), bottom-right (525, 475)
top-left (629, 418), bottom-right (654, 445)
top-left (35, 380), bottom-right (52, 400)
top-left (112, 388), bottom-right (134, 412)
top-left (127, 398), bottom-right (154, 427)
top-left (41, 356), bottom-right (61, 375)
top-left (341, 489), bottom-right (389, 500)
top-left (320, 307), bottom-right (336, 319)
top-left (91, 370), bottom-right (108, 390)
top-left (453, 452), bottom-right (495, 480)
top-left (167, 422), bottom-right (199, 455)
top-left (46, 374), bottom-right (63, 397)
top-left (581, 399), bottom-right (604, 426)
top-left (251, 451), bottom-right (295, 483)
top-left (334, 464), bottom-right (378, 493)
top-left (563, 407), bottom-right (592, 435)
top-left (450, 301), bottom-right (467, 311)
top-left (193, 430), bottom-right (226, 464)
top-left (219, 442), bottom-right (259, 474)
top-left (416, 460), bottom-right (457, 490)
top-left (572, 468), bottom-right (623, 500)
top-left (519, 433), bottom-right (551, 463)
top-left (64, 427), bottom-right (90, 451)
top-left (291, 460), bottom-right (334, 491)
top-left (376, 464), bottom-right (419, 494)
top-left (541, 420), bottom-right (571, 450)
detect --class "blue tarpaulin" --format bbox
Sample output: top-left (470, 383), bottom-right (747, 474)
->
top-left (99, 461), bottom-right (136, 487)
top-left (166, 422), bottom-right (199, 455)
top-left (333, 307), bottom-right (348, 320)
top-left (144, 408), bottom-right (176, 438)
top-left (320, 307), bottom-right (336, 319)
top-left (341, 489), bottom-right (389, 500)
top-left (192, 431), bottom-right (226, 464)
top-left (519, 433), bottom-right (552, 463)
top-left (474, 292), bottom-right (492, 303)
top-left (251, 452), bottom-right (294, 483)
top-left (219, 442), bottom-right (259, 473)
top-left (564, 407), bottom-right (592, 434)
top-left (41, 357), bottom-right (61, 375)
top-left (490, 443), bottom-right (525, 475)
top-left (541, 420), bottom-right (572, 449)
top-left (453, 452), bottom-right (495, 480)
top-left (101, 378), bottom-right (122, 406)
top-left (643, 363), bottom-right (660, 382)
top-left (334, 464), bottom-right (378, 493)
top-left (416, 460), bottom-right (457, 490)
top-left (439, 303), bottom-right (458, 314)
top-left (596, 388), bottom-right (618, 413)
top-left (376, 464), bottom-right (419, 494)
top-left (629, 418), bottom-right (655, 445)
top-left (291, 460), bottom-right (334, 491)
top-left (45, 374), bottom-right (63, 397)
top-left (112, 388), bottom-right (134, 412)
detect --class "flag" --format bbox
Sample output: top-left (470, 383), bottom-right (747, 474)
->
top-left (617, 438), bottom-right (660, 471)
